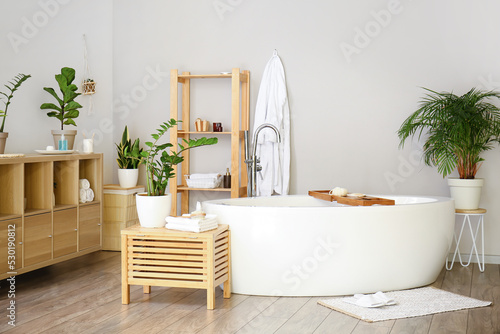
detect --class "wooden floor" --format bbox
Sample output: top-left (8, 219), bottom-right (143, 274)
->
top-left (0, 251), bottom-right (498, 334)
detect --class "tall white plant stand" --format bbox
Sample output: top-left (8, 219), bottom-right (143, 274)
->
top-left (446, 208), bottom-right (485, 272)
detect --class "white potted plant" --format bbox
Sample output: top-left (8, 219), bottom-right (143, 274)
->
top-left (0, 73), bottom-right (31, 154)
top-left (398, 88), bottom-right (500, 209)
top-left (40, 67), bottom-right (82, 150)
top-left (116, 125), bottom-right (142, 188)
top-left (136, 119), bottom-right (217, 227)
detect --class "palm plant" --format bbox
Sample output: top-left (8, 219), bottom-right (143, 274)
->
top-left (398, 88), bottom-right (500, 179)
top-left (0, 73), bottom-right (31, 132)
top-left (141, 119), bottom-right (218, 196)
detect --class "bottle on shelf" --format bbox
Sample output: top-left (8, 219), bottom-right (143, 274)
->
top-left (224, 168), bottom-right (231, 188)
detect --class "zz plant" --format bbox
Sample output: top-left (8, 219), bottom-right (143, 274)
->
top-left (141, 119), bottom-right (218, 196)
top-left (398, 87), bottom-right (500, 179)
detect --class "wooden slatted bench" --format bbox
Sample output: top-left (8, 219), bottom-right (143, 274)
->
top-left (121, 224), bottom-right (231, 309)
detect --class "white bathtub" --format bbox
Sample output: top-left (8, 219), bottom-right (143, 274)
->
top-left (203, 195), bottom-right (455, 297)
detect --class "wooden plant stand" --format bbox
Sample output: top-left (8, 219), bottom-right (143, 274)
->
top-left (121, 224), bottom-right (231, 309)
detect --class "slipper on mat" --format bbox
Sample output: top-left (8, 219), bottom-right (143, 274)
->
top-left (344, 294), bottom-right (385, 308)
top-left (343, 291), bottom-right (396, 308)
top-left (374, 291), bottom-right (396, 306)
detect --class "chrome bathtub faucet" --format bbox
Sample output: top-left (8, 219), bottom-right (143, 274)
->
top-left (245, 123), bottom-right (281, 197)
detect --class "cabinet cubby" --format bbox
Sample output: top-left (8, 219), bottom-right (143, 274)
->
top-left (54, 160), bottom-right (78, 210)
top-left (0, 153), bottom-right (103, 280)
top-left (0, 163), bottom-right (23, 219)
top-left (24, 161), bottom-right (52, 216)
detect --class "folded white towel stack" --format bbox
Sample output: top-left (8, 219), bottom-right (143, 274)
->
top-left (165, 214), bottom-right (218, 233)
top-left (79, 178), bottom-right (94, 203)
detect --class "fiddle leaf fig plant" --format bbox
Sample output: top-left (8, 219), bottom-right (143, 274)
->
top-left (141, 118), bottom-right (218, 196)
top-left (40, 67), bottom-right (82, 130)
top-left (0, 73), bottom-right (31, 132)
top-left (398, 87), bottom-right (500, 179)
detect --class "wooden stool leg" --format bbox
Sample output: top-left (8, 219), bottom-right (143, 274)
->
top-left (207, 289), bottom-right (215, 310)
top-left (224, 229), bottom-right (231, 299)
top-left (143, 285), bottom-right (151, 294)
top-left (223, 280), bottom-right (231, 299)
top-left (121, 234), bottom-right (130, 304)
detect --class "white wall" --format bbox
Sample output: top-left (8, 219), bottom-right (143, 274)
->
top-left (2, 0), bottom-right (500, 259)
top-left (0, 0), bottom-right (114, 182)
top-left (112, 0), bottom-right (500, 259)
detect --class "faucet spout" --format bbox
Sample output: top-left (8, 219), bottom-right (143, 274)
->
top-left (251, 123), bottom-right (281, 158)
top-left (246, 123), bottom-right (281, 197)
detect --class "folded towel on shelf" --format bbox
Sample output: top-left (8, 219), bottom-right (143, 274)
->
top-left (79, 179), bottom-right (90, 190)
top-left (165, 214), bottom-right (217, 226)
top-left (165, 214), bottom-right (218, 232)
top-left (188, 173), bottom-right (220, 180)
top-left (165, 222), bottom-right (218, 233)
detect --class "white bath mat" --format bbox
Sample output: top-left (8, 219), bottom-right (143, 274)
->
top-left (318, 287), bottom-right (491, 323)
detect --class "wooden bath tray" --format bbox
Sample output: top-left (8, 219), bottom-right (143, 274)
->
top-left (308, 190), bottom-right (395, 206)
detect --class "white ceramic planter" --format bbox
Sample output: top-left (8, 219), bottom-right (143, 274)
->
top-left (448, 178), bottom-right (484, 210)
top-left (118, 168), bottom-right (139, 188)
top-left (136, 193), bottom-right (171, 228)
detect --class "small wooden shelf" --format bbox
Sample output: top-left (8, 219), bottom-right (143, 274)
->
top-left (178, 131), bottom-right (232, 135)
top-left (170, 68), bottom-right (250, 215)
top-left (0, 213), bottom-right (21, 221)
top-left (79, 200), bottom-right (101, 207)
top-left (24, 208), bottom-right (52, 217)
top-left (177, 186), bottom-right (232, 192)
top-left (54, 204), bottom-right (78, 211)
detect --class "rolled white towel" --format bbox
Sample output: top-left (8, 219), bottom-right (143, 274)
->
top-left (79, 179), bottom-right (90, 190)
top-left (86, 188), bottom-right (94, 202)
top-left (79, 188), bottom-right (88, 203)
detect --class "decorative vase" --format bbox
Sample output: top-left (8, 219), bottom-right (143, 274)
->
top-left (136, 193), bottom-right (172, 228)
top-left (448, 178), bottom-right (484, 210)
top-left (0, 132), bottom-right (8, 154)
top-left (51, 129), bottom-right (77, 150)
top-left (118, 168), bottom-right (139, 188)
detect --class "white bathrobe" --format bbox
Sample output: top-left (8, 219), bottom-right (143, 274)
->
top-left (252, 51), bottom-right (290, 196)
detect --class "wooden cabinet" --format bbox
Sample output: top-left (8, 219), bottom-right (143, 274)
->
top-left (24, 213), bottom-right (52, 267)
top-left (53, 208), bottom-right (77, 258)
top-left (79, 204), bottom-right (101, 251)
top-left (169, 68), bottom-right (250, 215)
top-left (0, 153), bottom-right (103, 280)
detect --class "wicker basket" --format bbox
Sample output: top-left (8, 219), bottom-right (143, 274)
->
top-left (185, 174), bottom-right (222, 189)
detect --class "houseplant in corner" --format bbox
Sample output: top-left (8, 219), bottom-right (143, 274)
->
top-left (398, 87), bottom-right (500, 209)
top-left (0, 73), bottom-right (31, 154)
top-left (136, 118), bottom-right (217, 227)
top-left (40, 67), bottom-right (82, 150)
top-left (116, 125), bottom-right (143, 188)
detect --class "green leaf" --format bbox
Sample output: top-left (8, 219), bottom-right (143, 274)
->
top-left (40, 103), bottom-right (62, 112)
